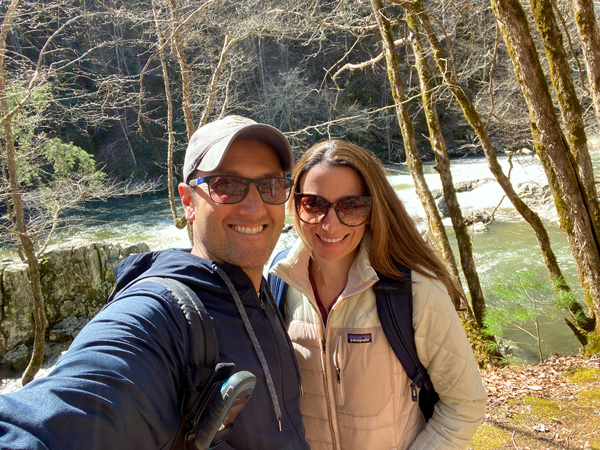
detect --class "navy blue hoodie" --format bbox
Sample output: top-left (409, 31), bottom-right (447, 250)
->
top-left (0, 248), bottom-right (308, 450)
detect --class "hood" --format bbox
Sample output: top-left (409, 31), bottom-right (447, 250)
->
top-left (108, 248), bottom-right (256, 304)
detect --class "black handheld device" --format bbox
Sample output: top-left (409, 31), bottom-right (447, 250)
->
top-left (193, 370), bottom-right (257, 449)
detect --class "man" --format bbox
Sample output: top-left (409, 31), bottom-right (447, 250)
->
top-left (0, 116), bottom-right (308, 450)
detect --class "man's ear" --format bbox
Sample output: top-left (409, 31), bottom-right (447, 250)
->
top-left (178, 183), bottom-right (195, 222)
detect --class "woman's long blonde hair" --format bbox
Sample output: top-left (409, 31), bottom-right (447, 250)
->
top-left (290, 139), bottom-right (464, 308)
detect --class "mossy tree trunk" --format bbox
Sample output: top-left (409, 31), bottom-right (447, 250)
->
top-left (372, 0), bottom-right (501, 366)
top-left (405, 8), bottom-right (485, 324)
top-left (531, 0), bottom-right (600, 243)
top-left (572, 0), bottom-right (600, 130)
top-left (529, 0), bottom-right (597, 339)
top-left (0, 0), bottom-right (48, 385)
top-left (397, 0), bottom-right (577, 339)
top-left (370, 0), bottom-right (460, 294)
top-left (491, 0), bottom-right (600, 349)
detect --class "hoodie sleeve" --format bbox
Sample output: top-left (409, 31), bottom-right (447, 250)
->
top-left (409, 273), bottom-right (488, 450)
top-left (0, 286), bottom-right (188, 450)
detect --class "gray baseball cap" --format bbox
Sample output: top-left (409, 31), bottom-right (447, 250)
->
top-left (183, 115), bottom-right (293, 183)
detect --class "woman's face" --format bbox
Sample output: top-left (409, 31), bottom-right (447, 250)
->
top-left (296, 164), bottom-right (368, 266)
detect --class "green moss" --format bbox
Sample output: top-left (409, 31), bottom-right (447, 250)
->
top-left (590, 435), bottom-right (600, 450)
top-left (469, 424), bottom-right (512, 449)
top-left (576, 389), bottom-right (600, 407)
top-left (508, 396), bottom-right (563, 427)
top-left (522, 396), bottom-right (562, 418)
top-left (462, 317), bottom-right (501, 368)
top-left (39, 257), bottom-right (56, 296)
top-left (583, 334), bottom-right (600, 355)
top-left (563, 367), bottom-right (600, 383)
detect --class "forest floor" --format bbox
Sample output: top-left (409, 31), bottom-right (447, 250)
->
top-left (470, 354), bottom-right (600, 450)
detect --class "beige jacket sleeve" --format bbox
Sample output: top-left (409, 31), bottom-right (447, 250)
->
top-left (408, 272), bottom-right (488, 450)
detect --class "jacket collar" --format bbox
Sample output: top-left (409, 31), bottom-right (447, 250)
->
top-left (270, 235), bottom-right (379, 299)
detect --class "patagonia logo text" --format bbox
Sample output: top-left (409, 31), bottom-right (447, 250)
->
top-left (348, 333), bottom-right (372, 343)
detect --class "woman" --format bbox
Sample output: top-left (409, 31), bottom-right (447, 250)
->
top-left (269, 140), bottom-right (487, 450)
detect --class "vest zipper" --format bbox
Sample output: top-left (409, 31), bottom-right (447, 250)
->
top-left (333, 335), bottom-right (344, 406)
top-left (259, 298), bottom-right (267, 317)
top-left (411, 381), bottom-right (418, 402)
top-left (318, 315), bottom-right (338, 449)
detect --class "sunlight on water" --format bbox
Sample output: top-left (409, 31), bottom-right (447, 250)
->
top-left (41, 195), bottom-right (192, 253)
top-left (388, 154), bottom-right (548, 219)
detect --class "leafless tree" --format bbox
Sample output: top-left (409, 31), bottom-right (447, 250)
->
top-left (0, 0), bottom-right (155, 382)
top-left (394, 0), bottom-right (577, 338)
top-left (370, 0), bottom-right (460, 290)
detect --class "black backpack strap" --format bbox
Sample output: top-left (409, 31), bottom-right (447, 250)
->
top-left (374, 267), bottom-right (439, 421)
top-left (129, 277), bottom-right (233, 448)
top-left (267, 248), bottom-right (291, 316)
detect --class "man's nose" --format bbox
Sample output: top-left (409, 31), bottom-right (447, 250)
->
top-left (239, 183), bottom-right (267, 214)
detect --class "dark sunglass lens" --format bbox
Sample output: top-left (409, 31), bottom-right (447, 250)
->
top-left (209, 177), bottom-right (247, 203)
top-left (337, 196), bottom-right (371, 226)
top-left (297, 195), bottom-right (328, 223)
top-left (258, 178), bottom-right (291, 204)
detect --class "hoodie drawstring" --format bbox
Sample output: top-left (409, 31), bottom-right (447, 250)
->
top-left (213, 264), bottom-right (283, 431)
top-left (264, 286), bottom-right (303, 389)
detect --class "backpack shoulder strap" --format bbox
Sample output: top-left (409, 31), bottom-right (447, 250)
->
top-left (373, 267), bottom-right (439, 420)
top-left (139, 277), bottom-right (219, 375)
top-left (373, 268), bottom-right (423, 385)
top-left (267, 248), bottom-right (291, 315)
top-left (129, 277), bottom-right (233, 447)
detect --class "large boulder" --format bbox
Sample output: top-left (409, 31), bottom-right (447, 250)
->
top-left (517, 181), bottom-right (553, 205)
top-left (0, 242), bottom-right (150, 369)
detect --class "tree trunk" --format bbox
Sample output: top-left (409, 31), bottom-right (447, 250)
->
top-left (406, 8), bottom-right (486, 322)
top-left (198, 34), bottom-right (244, 128)
top-left (400, 0), bottom-right (578, 337)
top-left (491, 0), bottom-right (600, 349)
top-left (0, 0), bottom-right (48, 384)
top-left (532, 0), bottom-right (600, 242)
top-left (572, 0), bottom-right (600, 130)
top-left (168, 0), bottom-right (194, 140)
top-left (370, 0), bottom-right (461, 308)
top-left (154, 1), bottom-right (193, 242)
top-left (153, 1), bottom-right (188, 235)
top-left (529, 0), bottom-right (597, 335)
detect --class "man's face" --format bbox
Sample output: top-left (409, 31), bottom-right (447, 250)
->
top-left (179, 139), bottom-right (286, 280)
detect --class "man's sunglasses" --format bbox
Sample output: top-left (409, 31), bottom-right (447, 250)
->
top-left (189, 175), bottom-right (294, 205)
top-left (294, 193), bottom-right (372, 227)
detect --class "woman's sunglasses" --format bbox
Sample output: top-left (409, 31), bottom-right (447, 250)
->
top-left (294, 193), bottom-right (372, 227)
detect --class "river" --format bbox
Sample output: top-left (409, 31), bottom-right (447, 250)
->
top-left (3, 151), bottom-right (599, 365)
